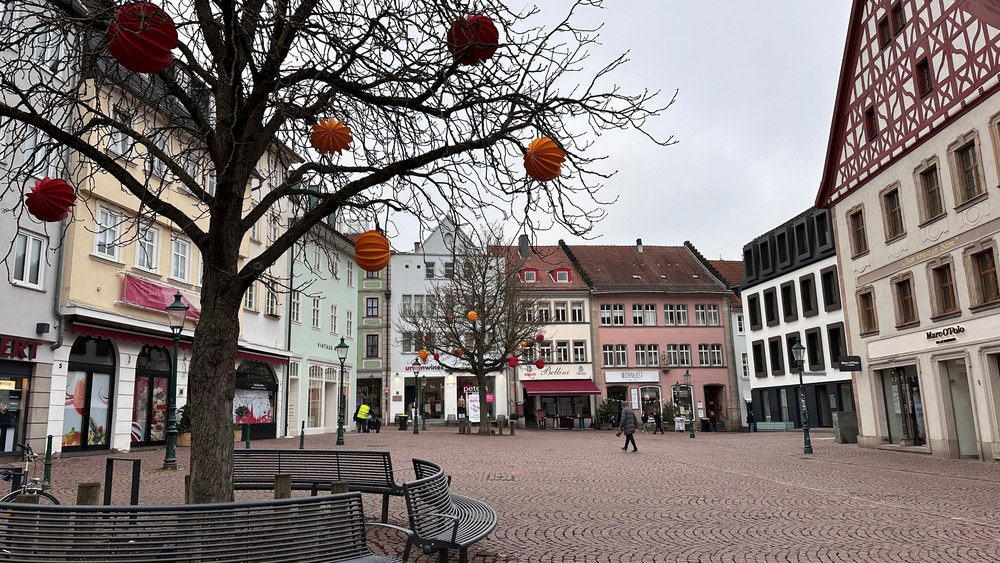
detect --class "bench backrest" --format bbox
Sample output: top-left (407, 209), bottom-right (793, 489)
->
top-left (403, 459), bottom-right (454, 538)
top-left (0, 493), bottom-right (372, 562)
top-left (233, 449), bottom-right (397, 489)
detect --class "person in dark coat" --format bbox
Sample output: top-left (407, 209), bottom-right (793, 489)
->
top-left (747, 410), bottom-right (756, 433)
top-left (619, 404), bottom-right (639, 453)
top-left (653, 411), bottom-right (664, 434)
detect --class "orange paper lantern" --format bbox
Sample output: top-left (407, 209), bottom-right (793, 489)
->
top-left (354, 230), bottom-right (390, 272)
top-left (520, 341), bottom-right (527, 348)
top-left (467, 311), bottom-right (478, 322)
top-left (524, 137), bottom-right (565, 182)
top-left (419, 349), bottom-right (428, 362)
top-left (311, 118), bottom-right (353, 155)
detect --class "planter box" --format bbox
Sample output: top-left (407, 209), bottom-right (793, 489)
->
top-left (177, 432), bottom-right (192, 447)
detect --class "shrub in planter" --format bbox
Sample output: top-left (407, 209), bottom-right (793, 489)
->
top-left (176, 404), bottom-right (192, 446)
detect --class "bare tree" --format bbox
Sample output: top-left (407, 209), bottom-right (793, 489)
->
top-left (397, 229), bottom-right (543, 435)
top-left (0, 1), bottom-right (674, 501)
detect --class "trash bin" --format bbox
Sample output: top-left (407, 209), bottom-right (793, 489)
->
top-left (396, 414), bottom-right (409, 431)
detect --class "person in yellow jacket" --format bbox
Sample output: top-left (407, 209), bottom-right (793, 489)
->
top-left (357, 403), bottom-right (370, 433)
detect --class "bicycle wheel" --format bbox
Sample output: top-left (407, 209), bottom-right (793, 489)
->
top-left (0, 490), bottom-right (59, 504)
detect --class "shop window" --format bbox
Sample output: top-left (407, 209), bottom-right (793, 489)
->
top-left (234, 360), bottom-right (278, 440)
top-left (131, 346), bottom-right (171, 446)
top-left (880, 366), bottom-right (926, 446)
top-left (0, 360), bottom-right (30, 455)
top-left (63, 337), bottom-right (116, 452)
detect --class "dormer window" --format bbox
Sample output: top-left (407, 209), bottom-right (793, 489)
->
top-left (522, 269), bottom-right (538, 282)
top-left (553, 269), bottom-right (571, 283)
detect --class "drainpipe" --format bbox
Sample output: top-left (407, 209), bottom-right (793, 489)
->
top-left (49, 221), bottom-right (67, 352)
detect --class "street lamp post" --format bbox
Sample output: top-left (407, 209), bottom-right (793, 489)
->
top-left (163, 292), bottom-right (189, 470)
top-left (335, 338), bottom-right (349, 446)
top-left (791, 338), bottom-right (813, 455)
top-left (683, 370), bottom-right (695, 439)
top-left (412, 357), bottom-right (421, 435)
top-left (421, 374), bottom-right (427, 430)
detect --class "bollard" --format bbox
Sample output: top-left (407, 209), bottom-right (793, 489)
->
top-left (244, 424), bottom-right (251, 449)
top-left (77, 482), bottom-right (101, 505)
top-left (274, 474), bottom-right (292, 499)
top-left (42, 435), bottom-right (53, 490)
top-left (510, 421), bottom-right (515, 436)
top-left (15, 493), bottom-right (40, 504)
top-left (299, 421), bottom-right (305, 449)
top-left (330, 481), bottom-right (349, 494)
top-left (498, 420), bottom-right (504, 436)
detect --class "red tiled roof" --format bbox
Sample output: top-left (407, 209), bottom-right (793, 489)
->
top-left (499, 245), bottom-right (588, 291)
top-left (564, 245), bottom-right (728, 293)
top-left (709, 260), bottom-right (743, 289)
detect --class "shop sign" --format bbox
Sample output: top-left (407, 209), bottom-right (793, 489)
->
top-left (605, 370), bottom-right (658, 383)
top-left (0, 381), bottom-right (15, 390)
top-left (406, 363), bottom-right (444, 371)
top-left (926, 325), bottom-right (964, 342)
top-left (521, 364), bottom-right (592, 379)
top-left (0, 337), bottom-right (41, 360)
top-left (486, 393), bottom-right (494, 403)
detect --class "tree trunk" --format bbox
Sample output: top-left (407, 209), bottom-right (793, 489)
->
top-left (477, 374), bottom-right (491, 436)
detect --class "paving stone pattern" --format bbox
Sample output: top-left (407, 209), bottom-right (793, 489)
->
top-left (32, 428), bottom-right (1000, 562)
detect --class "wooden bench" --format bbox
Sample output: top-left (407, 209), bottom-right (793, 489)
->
top-left (0, 492), bottom-right (410, 562)
top-left (233, 448), bottom-right (403, 522)
top-left (756, 421), bottom-right (796, 431)
top-left (402, 458), bottom-right (496, 563)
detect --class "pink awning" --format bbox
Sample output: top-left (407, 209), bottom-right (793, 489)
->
top-left (522, 379), bottom-right (601, 396)
top-left (121, 274), bottom-right (200, 321)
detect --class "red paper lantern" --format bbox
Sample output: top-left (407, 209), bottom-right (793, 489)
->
top-left (535, 359), bottom-right (545, 369)
top-left (467, 311), bottom-right (478, 323)
top-left (446, 15), bottom-right (499, 65)
top-left (433, 353), bottom-right (440, 361)
top-left (354, 230), bottom-right (390, 272)
top-left (25, 178), bottom-right (76, 222)
top-left (454, 349), bottom-right (464, 357)
top-left (536, 334), bottom-right (544, 342)
top-left (507, 357), bottom-right (518, 368)
top-left (311, 118), bottom-right (353, 155)
top-left (524, 137), bottom-right (565, 182)
top-left (105, 2), bottom-right (178, 74)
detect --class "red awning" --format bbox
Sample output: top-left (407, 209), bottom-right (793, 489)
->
top-left (522, 379), bottom-right (601, 396)
top-left (121, 274), bottom-right (201, 322)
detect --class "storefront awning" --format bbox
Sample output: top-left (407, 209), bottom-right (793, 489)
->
top-left (522, 379), bottom-right (601, 396)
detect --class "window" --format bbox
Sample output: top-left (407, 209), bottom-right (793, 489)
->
top-left (973, 249), bottom-right (1000, 305)
top-left (425, 262), bottom-right (435, 279)
top-left (746, 295), bottom-right (761, 330)
top-left (330, 304), bottom-right (338, 333)
top-left (678, 345), bottom-right (692, 366)
top-left (539, 342), bottom-right (552, 362)
top-left (524, 306), bottom-right (534, 323)
top-left (522, 270), bottom-right (537, 282)
top-left (794, 221), bottom-right (810, 259)
top-left (13, 232), bottom-right (44, 288)
top-left (571, 302), bottom-right (584, 322)
top-left (402, 332), bottom-right (414, 354)
top-left (877, 16), bottom-right (891, 47)
top-left (820, 266), bottom-right (842, 311)
top-left (737, 314), bottom-right (745, 334)
top-left (346, 310), bottom-right (353, 334)
top-left (267, 214), bottom-right (280, 245)
top-left (768, 337), bottom-right (784, 375)
top-left (917, 163), bottom-right (944, 222)
top-left (751, 341), bottom-right (766, 376)
top-left (815, 212), bottom-right (832, 250)
top-left (110, 109), bottom-right (130, 155)
top-left (444, 262), bottom-right (454, 278)
top-left (602, 345), bottom-right (615, 367)
top-left (695, 305), bottom-right (707, 326)
top-left (556, 342), bottom-right (569, 363)
top-left (249, 203), bottom-right (260, 241)
top-left (741, 353), bottom-right (750, 379)
top-left (706, 305), bottom-right (719, 326)
top-left (780, 281), bottom-right (797, 322)
top-left (614, 345), bottom-right (627, 367)
top-left (554, 270), bottom-right (570, 282)
top-left (170, 239), bottom-right (189, 281)
top-left (894, 276), bottom-right (917, 326)
top-left (953, 140), bottom-right (984, 203)
top-left (891, 2), bottom-right (905, 33)
top-left (245, 283), bottom-right (258, 311)
top-left (676, 305), bottom-right (688, 326)
top-left (775, 231), bottom-right (789, 266)
top-left (915, 57), bottom-right (932, 96)
top-left (698, 344), bottom-right (710, 366)
top-left (763, 288), bottom-right (778, 326)
top-left (647, 344), bottom-right (659, 367)
top-left (366, 270), bottom-right (379, 279)
top-left (95, 207), bottom-right (122, 260)
top-left (331, 255), bottom-right (340, 279)
top-left (600, 304), bottom-right (612, 326)
top-left (136, 226), bottom-right (157, 271)
top-left (366, 334), bottom-right (379, 358)
top-left (366, 297), bottom-right (379, 317)
top-left (346, 262), bottom-right (354, 287)
top-left (663, 304), bottom-right (676, 326)
top-left (882, 186), bottom-right (905, 240)
top-left (848, 206), bottom-right (869, 256)
top-left (665, 345), bottom-right (679, 366)
top-left (311, 297), bottom-right (321, 329)
top-left (710, 344), bottom-right (723, 366)
top-left (644, 304), bottom-right (656, 325)
top-left (800, 274), bottom-right (818, 317)
top-left (932, 263), bottom-right (958, 315)
top-left (759, 239), bottom-right (772, 273)
top-left (805, 328), bottom-right (824, 371)
top-left (827, 323), bottom-right (846, 369)
top-left (265, 282), bottom-right (279, 316)
top-left (635, 344), bottom-right (648, 367)
top-left (290, 291), bottom-right (301, 323)
top-left (412, 295), bottom-right (423, 314)
top-left (35, 29), bottom-right (63, 74)
top-left (864, 106), bottom-right (878, 140)
top-left (537, 304), bottom-right (550, 323)
top-left (632, 305), bottom-right (644, 325)
top-left (554, 302), bottom-right (567, 323)
top-left (612, 304), bottom-right (625, 326)
top-left (573, 341), bottom-right (586, 363)
top-left (858, 288), bottom-right (878, 334)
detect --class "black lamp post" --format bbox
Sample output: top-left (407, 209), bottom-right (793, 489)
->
top-left (792, 338), bottom-right (813, 455)
top-left (421, 374), bottom-right (428, 430)
top-left (335, 337), bottom-right (349, 446)
top-left (412, 357), bottom-right (421, 435)
top-left (163, 292), bottom-right (188, 470)
top-left (683, 369), bottom-right (695, 439)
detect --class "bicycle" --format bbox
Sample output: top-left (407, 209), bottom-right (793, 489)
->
top-left (0, 443), bottom-right (59, 504)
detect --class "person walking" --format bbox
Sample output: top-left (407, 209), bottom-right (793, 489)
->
top-left (653, 411), bottom-right (664, 434)
top-left (619, 403), bottom-right (639, 453)
top-left (357, 403), bottom-right (371, 433)
top-left (747, 410), bottom-right (756, 433)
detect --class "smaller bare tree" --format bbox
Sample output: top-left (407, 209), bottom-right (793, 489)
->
top-left (398, 230), bottom-right (542, 435)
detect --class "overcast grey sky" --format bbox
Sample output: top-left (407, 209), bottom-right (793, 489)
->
top-left (542, 1), bottom-right (853, 259)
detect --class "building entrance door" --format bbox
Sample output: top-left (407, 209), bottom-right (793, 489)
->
top-left (945, 359), bottom-right (977, 457)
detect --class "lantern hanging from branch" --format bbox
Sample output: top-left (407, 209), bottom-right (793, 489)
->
top-left (536, 333), bottom-right (545, 342)
top-left (433, 353), bottom-right (440, 361)
top-left (310, 118), bottom-right (353, 155)
top-left (467, 311), bottom-right (478, 323)
top-left (523, 137), bottom-right (565, 182)
top-left (454, 349), bottom-right (464, 357)
top-left (25, 178), bottom-right (76, 222)
top-left (354, 230), bottom-right (390, 272)
top-left (445, 315), bottom-right (454, 324)
top-left (535, 359), bottom-right (545, 369)
top-left (520, 341), bottom-right (527, 348)
top-left (105, 2), bottom-right (178, 74)
top-left (507, 357), bottom-right (518, 368)
top-left (419, 349), bottom-right (428, 362)
top-left (446, 14), bottom-right (499, 65)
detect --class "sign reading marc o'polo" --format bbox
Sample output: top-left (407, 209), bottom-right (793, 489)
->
top-left (926, 325), bottom-right (964, 341)
top-left (0, 337), bottom-right (41, 360)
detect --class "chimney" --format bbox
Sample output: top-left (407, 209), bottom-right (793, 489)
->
top-left (414, 242), bottom-right (421, 252)
top-left (636, 238), bottom-right (643, 253)
top-left (518, 234), bottom-right (530, 260)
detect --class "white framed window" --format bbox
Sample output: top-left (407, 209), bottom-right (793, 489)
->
top-left (665, 345), bottom-right (679, 366)
top-left (742, 353), bottom-right (750, 379)
top-left (249, 201), bottom-right (260, 241)
top-left (95, 207), bottom-right (123, 261)
top-left (602, 345), bottom-right (614, 367)
top-left (35, 29), bottom-right (63, 75)
top-left (268, 214), bottom-right (280, 245)
top-left (444, 262), bottom-right (455, 278)
top-left (110, 109), bottom-right (130, 156)
top-left (197, 256), bottom-right (204, 286)
top-left (737, 314), bottom-right (745, 334)
top-left (707, 305), bottom-right (720, 326)
top-left (402, 332), bottom-right (414, 354)
top-left (538, 342), bottom-right (552, 362)
top-left (522, 270), bottom-right (537, 282)
top-left (244, 282), bottom-right (257, 311)
top-left (663, 304), bottom-right (675, 326)
top-left (632, 304), bottom-right (644, 325)
top-left (676, 305), bottom-right (689, 326)
top-left (612, 304), bottom-right (625, 326)
top-left (23, 127), bottom-right (58, 179)
top-left (647, 344), bottom-right (659, 367)
top-left (573, 341), bottom-right (586, 363)
top-left (170, 239), bottom-right (189, 281)
top-left (425, 262), bottom-right (435, 279)
top-left (554, 302), bottom-right (567, 322)
top-left (699, 344), bottom-right (711, 365)
top-left (571, 302), bottom-right (584, 322)
top-left (136, 226), bottom-right (157, 271)
top-left (523, 305), bottom-right (534, 322)
top-left (537, 304), bottom-right (550, 323)
top-left (347, 261), bottom-right (354, 287)
top-left (556, 342), bottom-right (569, 363)
top-left (330, 304), bottom-right (338, 334)
top-left (600, 304), bottom-right (612, 326)
top-left (265, 282), bottom-right (279, 316)
top-left (204, 167), bottom-right (216, 196)
top-left (290, 291), bottom-right (301, 324)
top-left (634, 344), bottom-right (647, 366)
top-left (554, 270), bottom-right (570, 282)
top-left (614, 344), bottom-right (627, 367)
top-left (13, 231), bottom-right (44, 288)
top-left (311, 297), bottom-right (321, 329)
top-left (346, 310), bottom-right (353, 334)
top-left (413, 295), bottom-right (424, 314)
top-left (644, 305), bottom-right (656, 326)
top-left (695, 305), bottom-right (708, 326)
top-left (332, 255), bottom-right (340, 279)
top-left (678, 344), bottom-right (692, 366)
top-left (711, 344), bottom-right (723, 366)
top-left (145, 131), bottom-right (168, 178)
